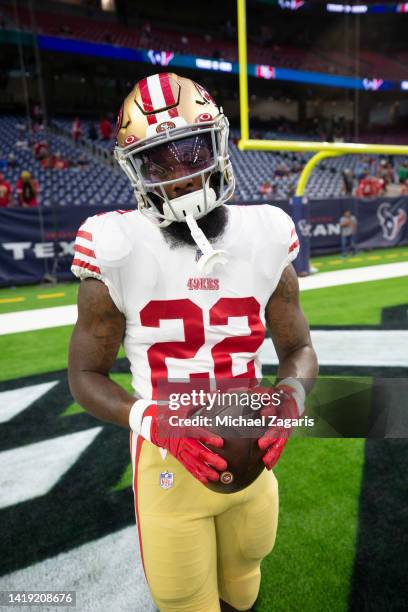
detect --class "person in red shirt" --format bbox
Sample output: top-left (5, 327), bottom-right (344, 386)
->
top-left (16, 171), bottom-right (39, 208)
top-left (0, 173), bottom-right (12, 207)
top-left (33, 140), bottom-right (49, 161)
top-left (356, 175), bottom-right (384, 198)
top-left (52, 152), bottom-right (69, 169)
top-left (99, 117), bottom-right (112, 140)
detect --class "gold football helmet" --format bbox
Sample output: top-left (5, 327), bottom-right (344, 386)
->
top-left (114, 73), bottom-right (234, 228)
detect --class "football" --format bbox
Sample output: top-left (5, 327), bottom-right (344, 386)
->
top-left (199, 393), bottom-right (266, 494)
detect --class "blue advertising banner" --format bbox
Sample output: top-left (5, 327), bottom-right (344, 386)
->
top-left (0, 199), bottom-right (407, 286)
top-left (0, 206), bottom-right (118, 287)
top-left (305, 197), bottom-right (408, 254)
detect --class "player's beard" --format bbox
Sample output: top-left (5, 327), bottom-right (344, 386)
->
top-left (161, 205), bottom-right (229, 249)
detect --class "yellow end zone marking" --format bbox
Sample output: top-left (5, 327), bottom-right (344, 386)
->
top-left (36, 292), bottom-right (66, 300)
top-left (367, 256), bottom-right (381, 260)
top-left (385, 254), bottom-right (398, 259)
top-left (329, 260), bottom-right (343, 265)
top-left (0, 296), bottom-right (25, 304)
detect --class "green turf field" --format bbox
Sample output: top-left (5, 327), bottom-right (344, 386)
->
top-left (1, 253), bottom-right (406, 611)
top-left (311, 245), bottom-right (408, 273)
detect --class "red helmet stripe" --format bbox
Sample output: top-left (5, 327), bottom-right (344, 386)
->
top-left (139, 78), bottom-right (157, 125)
top-left (159, 73), bottom-right (178, 111)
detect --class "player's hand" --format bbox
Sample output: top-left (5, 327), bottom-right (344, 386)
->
top-left (129, 401), bottom-right (227, 484)
top-left (255, 379), bottom-right (305, 470)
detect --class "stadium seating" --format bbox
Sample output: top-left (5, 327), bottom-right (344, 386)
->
top-left (1, 116), bottom-right (406, 206)
top-left (2, 5), bottom-right (408, 79)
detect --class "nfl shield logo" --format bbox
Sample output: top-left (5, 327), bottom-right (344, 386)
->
top-left (195, 249), bottom-right (203, 262)
top-left (160, 472), bottom-right (174, 489)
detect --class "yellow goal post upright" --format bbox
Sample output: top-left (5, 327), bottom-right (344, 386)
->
top-left (236, 0), bottom-right (408, 274)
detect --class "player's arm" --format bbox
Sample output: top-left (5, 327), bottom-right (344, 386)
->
top-left (68, 277), bottom-right (134, 428)
top-left (258, 264), bottom-right (318, 469)
top-left (265, 263), bottom-right (318, 391)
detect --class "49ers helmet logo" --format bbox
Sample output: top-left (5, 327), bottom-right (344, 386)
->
top-left (124, 135), bottom-right (138, 145)
top-left (196, 113), bottom-right (213, 122)
top-left (156, 121), bottom-right (176, 133)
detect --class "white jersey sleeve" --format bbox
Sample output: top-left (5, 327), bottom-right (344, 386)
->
top-left (286, 212), bottom-right (300, 264)
top-left (71, 213), bottom-right (130, 313)
top-left (71, 216), bottom-right (103, 282)
top-left (262, 204), bottom-right (300, 266)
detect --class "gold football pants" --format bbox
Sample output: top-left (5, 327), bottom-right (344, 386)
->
top-left (130, 433), bottom-right (279, 612)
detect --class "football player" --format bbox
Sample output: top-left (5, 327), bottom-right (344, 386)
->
top-left (68, 73), bottom-right (318, 612)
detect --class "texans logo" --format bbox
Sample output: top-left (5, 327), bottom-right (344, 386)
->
top-left (377, 202), bottom-right (407, 241)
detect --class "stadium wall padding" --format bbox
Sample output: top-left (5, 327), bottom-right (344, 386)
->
top-left (0, 199), bottom-right (407, 286)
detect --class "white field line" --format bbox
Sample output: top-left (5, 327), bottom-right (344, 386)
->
top-left (261, 330), bottom-right (408, 367)
top-left (0, 262), bottom-right (407, 336)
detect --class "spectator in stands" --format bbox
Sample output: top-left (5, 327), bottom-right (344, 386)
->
top-left (7, 152), bottom-right (17, 168)
top-left (0, 173), bottom-right (12, 207)
top-left (99, 116), bottom-right (113, 140)
top-left (340, 210), bottom-right (357, 257)
top-left (72, 117), bottom-right (82, 143)
top-left (77, 153), bottom-right (89, 170)
top-left (400, 179), bottom-right (408, 196)
top-left (31, 104), bottom-right (43, 132)
top-left (384, 161), bottom-right (395, 185)
top-left (16, 171), bottom-right (39, 208)
top-left (398, 162), bottom-right (408, 184)
top-left (356, 174), bottom-right (384, 198)
top-left (15, 122), bottom-right (29, 149)
top-left (0, 153), bottom-right (7, 173)
top-left (377, 159), bottom-right (391, 186)
top-left (342, 169), bottom-right (354, 197)
top-left (275, 161), bottom-right (289, 177)
top-left (355, 158), bottom-right (370, 182)
top-left (52, 151), bottom-right (69, 170)
top-left (88, 122), bottom-right (98, 141)
top-left (259, 181), bottom-right (273, 198)
top-left (33, 140), bottom-right (49, 161)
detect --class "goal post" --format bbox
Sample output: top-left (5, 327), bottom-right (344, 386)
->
top-left (236, 0), bottom-right (408, 274)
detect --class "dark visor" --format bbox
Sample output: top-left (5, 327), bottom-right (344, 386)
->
top-left (135, 133), bottom-right (215, 184)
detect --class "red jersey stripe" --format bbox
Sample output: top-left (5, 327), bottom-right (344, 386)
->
top-left (288, 239), bottom-right (300, 254)
top-left (77, 229), bottom-right (92, 241)
top-left (290, 227), bottom-right (296, 237)
top-left (72, 258), bottom-right (101, 274)
top-left (74, 244), bottom-right (96, 258)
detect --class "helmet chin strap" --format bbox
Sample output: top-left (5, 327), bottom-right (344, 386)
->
top-left (185, 214), bottom-right (228, 275)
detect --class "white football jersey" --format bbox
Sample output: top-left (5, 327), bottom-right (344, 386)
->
top-left (71, 204), bottom-right (299, 401)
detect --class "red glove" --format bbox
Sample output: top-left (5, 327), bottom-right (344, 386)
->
top-left (129, 400), bottom-right (227, 484)
top-left (256, 379), bottom-right (305, 470)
